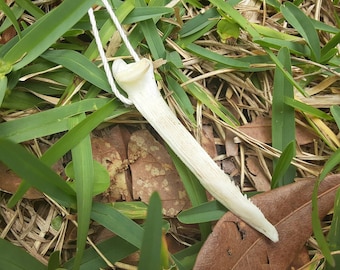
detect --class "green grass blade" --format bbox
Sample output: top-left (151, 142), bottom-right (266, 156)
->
top-left (91, 202), bottom-right (144, 248)
top-left (0, 76), bottom-right (7, 107)
top-left (272, 47), bottom-right (296, 187)
top-left (3, 0), bottom-right (96, 70)
top-left (183, 43), bottom-right (250, 69)
top-left (165, 75), bottom-right (196, 123)
top-left (280, 2), bottom-right (321, 61)
top-left (48, 251), bottom-right (62, 270)
top-left (178, 8), bottom-right (219, 45)
top-left (255, 36), bottom-right (311, 57)
top-left (0, 4), bottom-right (23, 34)
top-left (0, 0), bottom-right (22, 39)
top-left (0, 238), bottom-right (47, 270)
top-left (41, 50), bottom-right (110, 91)
top-left (68, 114), bottom-right (94, 270)
top-left (285, 97), bottom-right (334, 121)
top-left (312, 148), bottom-right (340, 267)
top-left (7, 100), bottom-right (126, 207)
top-left (123, 7), bottom-right (173, 24)
top-left (64, 235), bottom-right (138, 269)
top-left (0, 98), bottom-right (109, 142)
top-left (325, 188), bottom-right (340, 269)
top-left (178, 200), bottom-right (226, 223)
top-left (134, 0), bottom-right (166, 59)
top-left (209, 0), bottom-right (259, 38)
top-left (0, 138), bottom-right (76, 208)
top-left (14, 0), bottom-right (45, 19)
top-left (172, 242), bottom-right (203, 270)
top-left (41, 100), bottom-right (128, 166)
top-left (138, 192), bottom-right (163, 270)
top-left (331, 105), bottom-right (340, 129)
top-left (170, 67), bottom-right (239, 126)
top-left (271, 141), bottom-right (296, 188)
top-left (264, 47), bottom-right (308, 97)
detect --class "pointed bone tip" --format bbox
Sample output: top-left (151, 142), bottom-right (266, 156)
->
top-left (262, 223), bottom-right (279, 242)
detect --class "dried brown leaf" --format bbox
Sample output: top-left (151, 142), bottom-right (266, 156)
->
top-left (92, 130), bottom-right (132, 202)
top-left (201, 125), bottom-right (217, 158)
top-left (246, 156), bottom-right (271, 192)
top-left (0, 162), bottom-right (44, 199)
top-left (128, 129), bottom-right (189, 216)
top-left (194, 175), bottom-right (340, 270)
top-left (238, 116), bottom-right (317, 145)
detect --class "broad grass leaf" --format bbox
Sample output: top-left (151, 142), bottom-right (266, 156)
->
top-left (178, 201), bottom-right (226, 224)
top-left (194, 175), bottom-right (340, 269)
top-left (64, 235), bottom-right (138, 269)
top-left (0, 238), bottom-right (47, 270)
top-left (2, 0), bottom-right (96, 70)
top-left (0, 0), bottom-right (22, 39)
top-left (0, 98), bottom-right (110, 143)
top-left (331, 105), bottom-right (340, 129)
top-left (68, 114), bottom-right (94, 269)
top-left (286, 97), bottom-right (334, 121)
top-left (272, 47), bottom-right (296, 187)
top-left (0, 139), bottom-right (76, 208)
top-left (123, 7), bottom-right (173, 24)
top-left (325, 188), bottom-right (340, 269)
top-left (134, 0), bottom-right (166, 60)
top-left (65, 160), bottom-right (110, 196)
top-left (178, 8), bottom-right (219, 45)
top-left (41, 50), bottom-right (110, 91)
top-left (312, 148), bottom-right (340, 267)
top-left (138, 192), bottom-right (163, 270)
top-left (15, 0), bottom-right (45, 19)
top-left (280, 2), bottom-right (321, 61)
top-left (271, 141), bottom-right (296, 189)
top-left (184, 43), bottom-right (249, 69)
top-left (90, 202), bottom-right (144, 248)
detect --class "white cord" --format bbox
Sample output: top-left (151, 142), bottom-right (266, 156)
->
top-left (100, 0), bottom-right (140, 62)
top-left (88, 7), bottom-right (134, 105)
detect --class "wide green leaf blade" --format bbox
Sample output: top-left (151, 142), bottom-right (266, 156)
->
top-left (123, 7), bottom-right (173, 24)
top-left (68, 114), bottom-right (94, 269)
top-left (7, 99), bottom-right (127, 208)
top-left (285, 97), bottom-right (334, 121)
top-left (138, 192), bottom-right (163, 270)
top-left (331, 105), bottom-right (340, 129)
top-left (3, 0), bottom-right (96, 70)
top-left (184, 43), bottom-right (250, 69)
top-left (325, 187), bottom-right (340, 269)
top-left (0, 138), bottom-right (76, 208)
top-left (178, 200), bottom-right (226, 223)
top-left (0, 98), bottom-right (109, 143)
top-left (0, 0), bottom-right (22, 39)
top-left (14, 0), bottom-right (45, 19)
top-left (0, 238), bottom-right (47, 270)
top-left (64, 235), bottom-right (138, 269)
top-left (312, 148), bottom-right (340, 267)
top-left (281, 2), bottom-right (321, 61)
top-left (271, 141), bottom-right (296, 188)
top-left (91, 202), bottom-right (144, 248)
top-left (41, 50), bottom-right (110, 91)
top-left (0, 76), bottom-right (7, 107)
top-left (272, 47), bottom-right (296, 187)
top-left (134, 0), bottom-right (166, 59)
